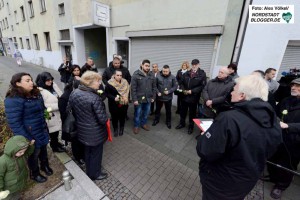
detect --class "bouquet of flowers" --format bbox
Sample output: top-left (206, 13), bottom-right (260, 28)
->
top-left (44, 107), bottom-right (53, 120)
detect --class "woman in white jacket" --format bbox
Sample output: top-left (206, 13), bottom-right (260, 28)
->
top-left (36, 72), bottom-right (65, 152)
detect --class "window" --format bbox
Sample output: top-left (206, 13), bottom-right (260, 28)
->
top-left (7, 3), bottom-right (10, 15)
top-left (11, 25), bottom-right (13, 31)
top-left (5, 18), bottom-right (8, 28)
top-left (20, 6), bottom-right (25, 21)
top-left (28, 1), bottom-right (34, 17)
top-left (40, 0), bottom-right (46, 13)
top-left (26, 39), bottom-right (31, 50)
top-left (14, 11), bottom-right (18, 24)
top-left (13, 37), bottom-right (18, 49)
top-left (33, 34), bottom-right (40, 50)
top-left (60, 29), bottom-right (70, 40)
top-left (0, 21), bottom-right (2, 30)
top-left (2, 20), bottom-right (5, 30)
top-left (44, 32), bottom-right (51, 51)
top-left (19, 38), bottom-right (24, 49)
top-left (58, 3), bottom-right (65, 15)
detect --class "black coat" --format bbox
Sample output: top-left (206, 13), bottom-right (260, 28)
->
top-left (81, 63), bottom-right (98, 74)
top-left (58, 63), bottom-right (73, 83)
top-left (179, 68), bottom-right (207, 104)
top-left (196, 99), bottom-right (282, 200)
top-left (102, 62), bottom-right (131, 85)
top-left (155, 72), bottom-right (178, 102)
top-left (69, 85), bottom-right (108, 146)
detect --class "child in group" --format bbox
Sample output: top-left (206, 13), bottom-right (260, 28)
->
top-left (0, 136), bottom-right (35, 200)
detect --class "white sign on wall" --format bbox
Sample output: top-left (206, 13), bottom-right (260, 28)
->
top-left (249, 5), bottom-right (294, 24)
top-left (93, 1), bottom-right (110, 27)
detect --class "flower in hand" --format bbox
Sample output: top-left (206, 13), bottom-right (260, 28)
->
top-left (97, 90), bottom-right (104, 95)
top-left (44, 107), bottom-right (52, 120)
top-left (281, 109), bottom-right (288, 121)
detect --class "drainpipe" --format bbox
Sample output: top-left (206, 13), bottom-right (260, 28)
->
top-left (231, 0), bottom-right (253, 64)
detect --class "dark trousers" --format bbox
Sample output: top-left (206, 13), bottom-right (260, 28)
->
top-left (180, 101), bottom-right (197, 128)
top-left (268, 144), bottom-right (300, 190)
top-left (154, 100), bottom-right (172, 123)
top-left (151, 102), bottom-right (155, 113)
top-left (71, 137), bottom-right (85, 161)
top-left (49, 131), bottom-right (60, 149)
top-left (176, 94), bottom-right (183, 112)
top-left (110, 105), bottom-right (127, 130)
top-left (28, 144), bottom-right (49, 177)
top-left (84, 142), bottom-right (104, 180)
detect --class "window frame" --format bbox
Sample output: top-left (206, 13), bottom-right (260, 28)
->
top-left (44, 32), bottom-right (52, 51)
top-left (20, 6), bottom-right (26, 21)
top-left (40, 0), bottom-right (46, 13)
top-left (19, 37), bottom-right (24, 49)
top-left (58, 3), bottom-right (65, 15)
top-left (33, 34), bottom-right (40, 50)
top-left (28, 0), bottom-right (34, 18)
top-left (26, 38), bottom-right (31, 50)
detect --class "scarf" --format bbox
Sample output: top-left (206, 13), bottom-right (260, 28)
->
top-left (108, 77), bottom-right (129, 105)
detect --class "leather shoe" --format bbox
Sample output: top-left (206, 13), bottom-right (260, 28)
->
top-left (52, 146), bottom-right (65, 153)
top-left (95, 172), bottom-right (108, 180)
top-left (175, 124), bottom-right (185, 129)
top-left (141, 125), bottom-right (150, 131)
top-left (32, 174), bottom-right (47, 183)
top-left (119, 127), bottom-right (124, 136)
top-left (114, 129), bottom-right (118, 137)
top-left (188, 127), bottom-right (193, 135)
top-left (270, 188), bottom-right (283, 199)
top-left (41, 166), bottom-right (53, 176)
top-left (152, 120), bottom-right (159, 126)
top-left (133, 127), bottom-right (139, 134)
top-left (166, 123), bottom-right (171, 129)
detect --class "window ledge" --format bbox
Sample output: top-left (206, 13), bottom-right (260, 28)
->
top-left (59, 13), bottom-right (65, 16)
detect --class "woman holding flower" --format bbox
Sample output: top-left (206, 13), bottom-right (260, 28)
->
top-left (4, 73), bottom-right (52, 183)
top-left (105, 70), bottom-right (129, 137)
top-left (36, 72), bottom-right (64, 153)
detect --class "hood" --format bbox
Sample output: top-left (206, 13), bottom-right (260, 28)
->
top-left (36, 72), bottom-right (54, 92)
top-left (109, 61), bottom-right (125, 70)
top-left (4, 136), bottom-right (29, 158)
top-left (133, 69), bottom-right (149, 77)
top-left (159, 71), bottom-right (171, 77)
top-left (234, 98), bottom-right (276, 128)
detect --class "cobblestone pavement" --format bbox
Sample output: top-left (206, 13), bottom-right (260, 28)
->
top-left (1, 56), bottom-right (299, 200)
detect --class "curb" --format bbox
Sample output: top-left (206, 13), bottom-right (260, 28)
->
top-left (55, 152), bottom-right (110, 200)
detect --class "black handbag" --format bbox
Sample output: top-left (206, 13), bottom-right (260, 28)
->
top-left (62, 109), bottom-right (77, 139)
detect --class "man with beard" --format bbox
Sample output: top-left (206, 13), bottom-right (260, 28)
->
top-left (152, 65), bottom-right (178, 129)
top-left (131, 59), bottom-right (156, 134)
top-left (197, 75), bottom-right (282, 200)
top-left (267, 78), bottom-right (300, 199)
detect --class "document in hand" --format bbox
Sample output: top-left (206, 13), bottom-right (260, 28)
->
top-left (193, 119), bottom-right (213, 132)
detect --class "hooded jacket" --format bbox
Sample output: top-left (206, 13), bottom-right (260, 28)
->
top-left (196, 98), bottom-right (282, 200)
top-left (131, 69), bottom-right (157, 103)
top-left (155, 71), bottom-right (178, 102)
top-left (0, 136), bottom-right (34, 194)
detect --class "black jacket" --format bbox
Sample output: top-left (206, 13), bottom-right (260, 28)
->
top-left (81, 63), bottom-right (98, 74)
top-left (179, 68), bottom-right (206, 103)
top-left (105, 83), bottom-right (128, 114)
top-left (69, 85), bottom-right (108, 146)
top-left (131, 69), bottom-right (157, 103)
top-left (277, 96), bottom-right (300, 148)
top-left (155, 71), bottom-right (178, 102)
top-left (196, 99), bottom-right (282, 200)
top-left (102, 62), bottom-right (131, 85)
top-left (58, 63), bottom-right (73, 83)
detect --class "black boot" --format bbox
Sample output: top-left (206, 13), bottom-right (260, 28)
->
top-left (119, 127), bottom-right (124, 136)
top-left (114, 128), bottom-right (118, 137)
top-left (41, 165), bottom-right (53, 176)
top-left (32, 173), bottom-right (47, 183)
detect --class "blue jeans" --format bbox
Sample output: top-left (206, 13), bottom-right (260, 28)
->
top-left (134, 102), bottom-right (151, 127)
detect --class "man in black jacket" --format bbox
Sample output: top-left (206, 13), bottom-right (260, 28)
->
top-left (152, 65), bottom-right (178, 129)
top-left (81, 57), bottom-right (98, 74)
top-left (197, 75), bottom-right (282, 200)
top-left (267, 78), bottom-right (300, 199)
top-left (131, 59), bottom-right (156, 134)
top-left (102, 56), bottom-right (131, 85)
top-left (58, 57), bottom-right (72, 86)
top-left (175, 59), bottom-right (206, 134)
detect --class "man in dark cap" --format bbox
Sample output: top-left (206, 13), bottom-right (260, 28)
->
top-left (176, 59), bottom-right (206, 134)
top-left (267, 77), bottom-right (300, 199)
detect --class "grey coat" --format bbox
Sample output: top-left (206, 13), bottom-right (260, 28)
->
top-left (155, 72), bottom-right (178, 102)
top-left (131, 69), bottom-right (157, 103)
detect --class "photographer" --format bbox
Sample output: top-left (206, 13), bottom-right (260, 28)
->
top-left (58, 57), bottom-right (73, 86)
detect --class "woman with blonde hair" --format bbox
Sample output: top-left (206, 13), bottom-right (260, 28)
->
top-left (175, 61), bottom-right (190, 114)
top-left (69, 71), bottom-right (108, 180)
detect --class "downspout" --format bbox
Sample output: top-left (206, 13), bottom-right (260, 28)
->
top-left (231, 0), bottom-right (253, 64)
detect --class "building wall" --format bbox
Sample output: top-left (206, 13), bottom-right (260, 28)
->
top-left (238, 0), bottom-right (300, 76)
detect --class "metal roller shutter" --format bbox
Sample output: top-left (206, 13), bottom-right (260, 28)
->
top-left (130, 35), bottom-right (216, 76)
top-left (277, 45), bottom-right (300, 80)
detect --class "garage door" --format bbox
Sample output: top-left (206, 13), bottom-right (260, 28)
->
top-left (130, 35), bottom-right (216, 77)
top-left (277, 45), bottom-right (300, 80)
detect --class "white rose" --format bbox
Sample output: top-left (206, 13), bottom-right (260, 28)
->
top-left (97, 90), bottom-right (103, 94)
top-left (47, 107), bottom-right (52, 112)
top-left (142, 96), bottom-right (145, 100)
top-left (0, 190), bottom-right (10, 199)
top-left (282, 110), bottom-right (288, 115)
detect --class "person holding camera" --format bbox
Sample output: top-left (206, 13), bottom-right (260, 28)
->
top-left (58, 57), bottom-right (73, 87)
